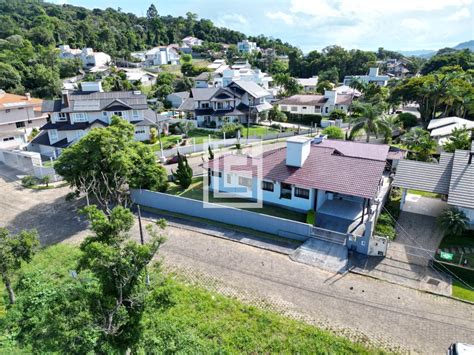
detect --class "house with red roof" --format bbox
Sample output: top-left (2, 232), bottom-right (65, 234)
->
top-left (207, 136), bottom-right (392, 239)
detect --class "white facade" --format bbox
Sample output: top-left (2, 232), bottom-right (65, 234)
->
top-left (278, 90), bottom-right (352, 117)
top-left (145, 46), bottom-right (180, 66)
top-left (58, 45), bottom-right (111, 71)
top-left (218, 68), bottom-right (273, 90)
top-left (343, 67), bottom-right (390, 87)
top-left (237, 40), bottom-right (259, 54)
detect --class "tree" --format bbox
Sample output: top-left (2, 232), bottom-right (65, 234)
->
top-left (174, 77), bottom-right (193, 92)
top-left (268, 105), bottom-right (287, 122)
top-left (79, 205), bottom-right (166, 351)
top-left (442, 126), bottom-right (472, 153)
top-left (173, 153), bottom-right (193, 188)
top-left (397, 112), bottom-right (418, 129)
top-left (273, 73), bottom-right (302, 96)
top-left (176, 120), bottom-right (194, 137)
top-left (0, 62), bottom-right (22, 92)
top-left (322, 126), bottom-right (344, 139)
top-left (401, 128), bottom-right (436, 161)
top-left (329, 109), bottom-right (347, 121)
top-left (181, 54), bottom-right (192, 63)
top-left (55, 117), bottom-right (168, 211)
top-left (437, 207), bottom-right (469, 236)
top-left (149, 127), bottom-right (158, 144)
top-left (316, 80), bottom-right (333, 94)
top-left (349, 102), bottom-right (390, 142)
top-left (0, 228), bottom-right (39, 304)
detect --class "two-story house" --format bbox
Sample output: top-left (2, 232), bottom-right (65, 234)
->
top-left (181, 81), bottom-right (272, 128)
top-left (343, 67), bottom-right (390, 87)
top-left (58, 45), bottom-right (111, 72)
top-left (277, 89), bottom-right (355, 117)
top-left (0, 91), bottom-right (48, 148)
top-left (29, 83), bottom-right (163, 158)
top-left (237, 40), bottom-right (259, 54)
top-left (145, 46), bottom-right (180, 66)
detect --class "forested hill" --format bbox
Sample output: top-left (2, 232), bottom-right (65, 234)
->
top-left (0, 0), bottom-right (295, 56)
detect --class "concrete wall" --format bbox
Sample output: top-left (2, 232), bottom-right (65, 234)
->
top-left (0, 149), bottom-right (40, 173)
top-left (131, 189), bottom-right (312, 241)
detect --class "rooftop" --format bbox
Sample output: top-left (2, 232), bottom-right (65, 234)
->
top-left (278, 94), bottom-right (327, 106)
top-left (0, 91), bottom-right (43, 112)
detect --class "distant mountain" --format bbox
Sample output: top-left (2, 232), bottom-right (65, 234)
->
top-left (396, 40), bottom-right (473, 58)
top-left (453, 40), bottom-right (474, 51)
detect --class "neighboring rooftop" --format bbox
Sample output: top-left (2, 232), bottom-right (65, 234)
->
top-left (278, 94), bottom-right (327, 106)
top-left (427, 116), bottom-right (474, 137)
top-left (296, 77), bottom-right (318, 86)
top-left (0, 91), bottom-right (42, 112)
top-left (229, 80), bottom-right (271, 99)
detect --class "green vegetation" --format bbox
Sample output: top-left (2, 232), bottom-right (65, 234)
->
top-left (433, 261), bottom-right (474, 302)
top-left (322, 126), bottom-right (344, 139)
top-left (408, 189), bottom-right (442, 198)
top-left (437, 207), bottom-right (469, 237)
top-left (306, 210), bottom-right (315, 225)
top-left (397, 112), bottom-right (418, 129)
top-left (0, 244), bottom-right (384, 353)
top-left (166, 177), bottom-right (306, 222)
top-left (374, 190), bottom-right (402, 240)
top-left (173, 153), bottom-right (193, 189)
top-left (401, 128), bottom-right (437, 162)
top-left (442, 126), bottom-right (473, 153)
top-left (350, 102), bottom-right (390, 142)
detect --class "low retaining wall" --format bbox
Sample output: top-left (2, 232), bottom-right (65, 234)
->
top-left (131, 189), bottom-right (311, 241)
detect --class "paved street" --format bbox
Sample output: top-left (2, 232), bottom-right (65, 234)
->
top-left (1, 163), bottom-right (473, 354)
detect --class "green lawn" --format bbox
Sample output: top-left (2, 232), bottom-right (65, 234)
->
top-left (436, 231), bottom-right (474, 302)
top-left (167, 177), bottom-right (306, 222)
top-left (408, 189), bottom-right (442, 199)
top-left (0, 244), bottom-right (385, 354)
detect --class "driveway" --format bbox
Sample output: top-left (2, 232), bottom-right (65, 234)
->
top-left (1, 163), bottom-right (473, 353)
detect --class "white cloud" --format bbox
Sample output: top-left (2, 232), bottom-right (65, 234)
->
top-left (265, 11), bottom-right (295, 25)
top-left (447, 7), bottom-right (471, 21)
top-left (400, 18), bottom-right (429, 32)
top-left (215, 13), bottom-right (248, 28)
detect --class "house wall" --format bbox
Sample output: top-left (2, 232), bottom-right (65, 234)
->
top-left (210, 173), bottom-right (314, 212)
top-left (134, 125), bottom-right (150, 141)
top-left (279, 104), bottom-right (322, 115)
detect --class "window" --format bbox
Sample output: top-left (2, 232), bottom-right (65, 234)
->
top-left (315, 105), bottom-right (321, 110)
top-left (280, 105), bottom-right (288, 111)
top-left (325, 107), bottom-right (329, 113)
top-left (3, 137), bottom-right (14, 141)
top-left (15, 121), bottom-right (25, 128)
top-left (302, 106), bottom-right (307, 109)
top-left (103, 112), bottom-right (108, 117)
top-left (295, 187), bottom-right (310, 199)
top-left (57, 112), bottom-right (67, 121)
top-left (113, 111), bottom-right (123, 117)
top-left (201, 102), bottom-right (210, 109)
top-left (217, 102), bottom-right (224, 109)
top-left (212, 171), bottom-right (222, 177)
top-left (238, 176), bottom-right (252, 188)
top-left (132, 110), bottom-right (140, 119)
top-left (280, 183), bottom-right (292, 199)
top-left (49, 129), bottom-right (58, 142)
top-left (73, 113), bottom-right (87, 122)
top-left (261, 181), bottom-right (274, 192)
top-left (135, 129), bottom-right (146, 134)
top-left (291, 106), bottom-right (298, 112)
top-left (226, 174), bottom-right (231, 184)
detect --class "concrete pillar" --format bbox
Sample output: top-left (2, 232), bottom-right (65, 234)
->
top-left (400, 188), bottom-right (407, 211)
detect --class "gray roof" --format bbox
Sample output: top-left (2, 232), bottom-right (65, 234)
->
top-left (191, 87), bottom-right (239, 101)
top-left (42, 91), bottom-right (148, 113)
top-left (170, 91), bottom-right (190, 100)
top-left (447, 149), bottom-right (474, 209)
top-left (229, 80), bottom-right (271, 99)
top-left (178, 97), bottom-right (195, 111)
top-left (278, 95), bottom-right (327, 106)
top-left (393, 153), bottom-right (454, 194)
top-left (143, 109), bottom-right (170, 124)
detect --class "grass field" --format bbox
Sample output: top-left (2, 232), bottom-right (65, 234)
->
top-left (0, 244), bottom-right (384, 353)
top-left (408, 189), bottom-right (442, 199)
top-left (167, 177), bottom-right (306, 222)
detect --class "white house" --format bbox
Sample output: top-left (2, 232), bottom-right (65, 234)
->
top-left (394, 142), bottom-right (474, 228)
top-left (58, 45), bottom-right (111, 72)
top-left (343, 67), bottom-right (390, 87)
top-left (0, 91), bottom-right (48, 148)
top-left (120, 68), bottom-right (157, 86)
top-left (296, 77), bottom-right (318, 92)
top-left (277, 90), bottom-right (355, 117)
top-left (166, 92), bottom-right (190, 109)
top-left (145, 46), bottom-right (180, 66)
top-left (427, 116), bottom-right (474, 145)
top-left (207, 137), bottom-right (390, 239)
top-left (237, 40), bottom-right (259, 54)
top-left (29, 83), bottom-right (165, 158)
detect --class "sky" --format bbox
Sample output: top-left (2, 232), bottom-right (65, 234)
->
top-left (54, 0), bottom-right (473, 52)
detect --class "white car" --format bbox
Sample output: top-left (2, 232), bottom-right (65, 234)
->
top-left (447, 343), bottom-right (474, 355)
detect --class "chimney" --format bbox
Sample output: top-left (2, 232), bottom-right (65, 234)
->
top-left (61, 89), bottom-right (70, 107)
top-left (286, 136), bottom-right (312, 168)
top-left (25, 92), bottom-right (31, 101)
top-left (369, 67), bottom-right (379, 77)
top-left (324, 89), bottom-right (337, 105)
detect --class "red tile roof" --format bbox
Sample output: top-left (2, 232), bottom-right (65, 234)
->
top-left (208, 140), bottom-right (388, 199)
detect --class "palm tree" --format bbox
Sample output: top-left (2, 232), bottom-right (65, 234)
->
top-left (437, 207), bottom-right (469, 236)
top-left (401, 128), bottom-right (437, 161)
top-left (349, 102), bottom-right (390, 142)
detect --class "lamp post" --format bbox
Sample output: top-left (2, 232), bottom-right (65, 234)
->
top-left (155, 110), bottom-right (165, 163)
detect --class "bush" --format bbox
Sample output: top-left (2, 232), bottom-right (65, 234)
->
top-left (306, 210), bottom-right (315, 225)
top-left (21, 175), bottom-right (37, 187)
top-left (329, 109), bottom-right (347, 121)
top-left (220, 122), bottom-right (242, 138)
top-left (173, 153), bottom-right (193, 189)
top-left (322, 126), bottom-right (344, 139)
top-left (209, 121), bottom-right (217, 129)
top-left (397, 112), bottom-right (418, 129)
top-left (285, 113), bottom-right (322, 126)
top-left (374, 214), bottom-right (397, 239)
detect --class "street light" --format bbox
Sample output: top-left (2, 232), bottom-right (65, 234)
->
top-left (155, 110), bottom-right (165, 163)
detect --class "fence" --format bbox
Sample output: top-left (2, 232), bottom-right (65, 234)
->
top-left (131, 189), bottom-right (312, 241)
top-left (159, 129), bottom-right (309, 158)
top-left (0, 148), bottom-right (62, 181)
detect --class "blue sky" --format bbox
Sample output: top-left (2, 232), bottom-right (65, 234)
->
top-left (55, 0), bottom-right (473, 52)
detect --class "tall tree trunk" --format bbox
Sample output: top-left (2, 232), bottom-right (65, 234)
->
top-left (366, 132), bottom-right (370, 143)
top-left (2, 273), bottom-right (15, 304)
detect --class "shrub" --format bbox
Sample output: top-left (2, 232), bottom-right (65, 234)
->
top-left (329, 109), bottom-right (347, 121)
top-left (322, 126), bottom-right (344, 139)
top-left (397, 112), bottom-right (418, 129)
top-left (220, 122), bottom-right (242, 139)
top-left (40, 176), bottom-right (50, 187)
top-left (306, 210), bottom-right (315, 225)
top-left (374, 214), bottom-right (397, 239)
top-left (21, 175), bottom-right (37, 187)
top-left (173, 153), bottom-right (193, 189)
top-left (285, 113), bottom-right (322, 126)
top-left (209, 121), bottom-right (217, 129)
top-left (437, 207), bottom-right (469, 236)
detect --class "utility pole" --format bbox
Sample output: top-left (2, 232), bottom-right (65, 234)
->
top-left (137, 205), bottom-right (150, 286)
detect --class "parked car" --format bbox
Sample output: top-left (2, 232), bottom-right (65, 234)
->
top-left (447, 343), bottom-right (474, 355)
top-left (166, 155), bottom-right (180, 165)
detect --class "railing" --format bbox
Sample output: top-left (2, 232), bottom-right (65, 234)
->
top-left (310, 226), bottom-right (348, 246)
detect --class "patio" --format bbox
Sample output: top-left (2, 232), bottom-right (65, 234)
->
top-left (316, 199), bottom-right (367, 234)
